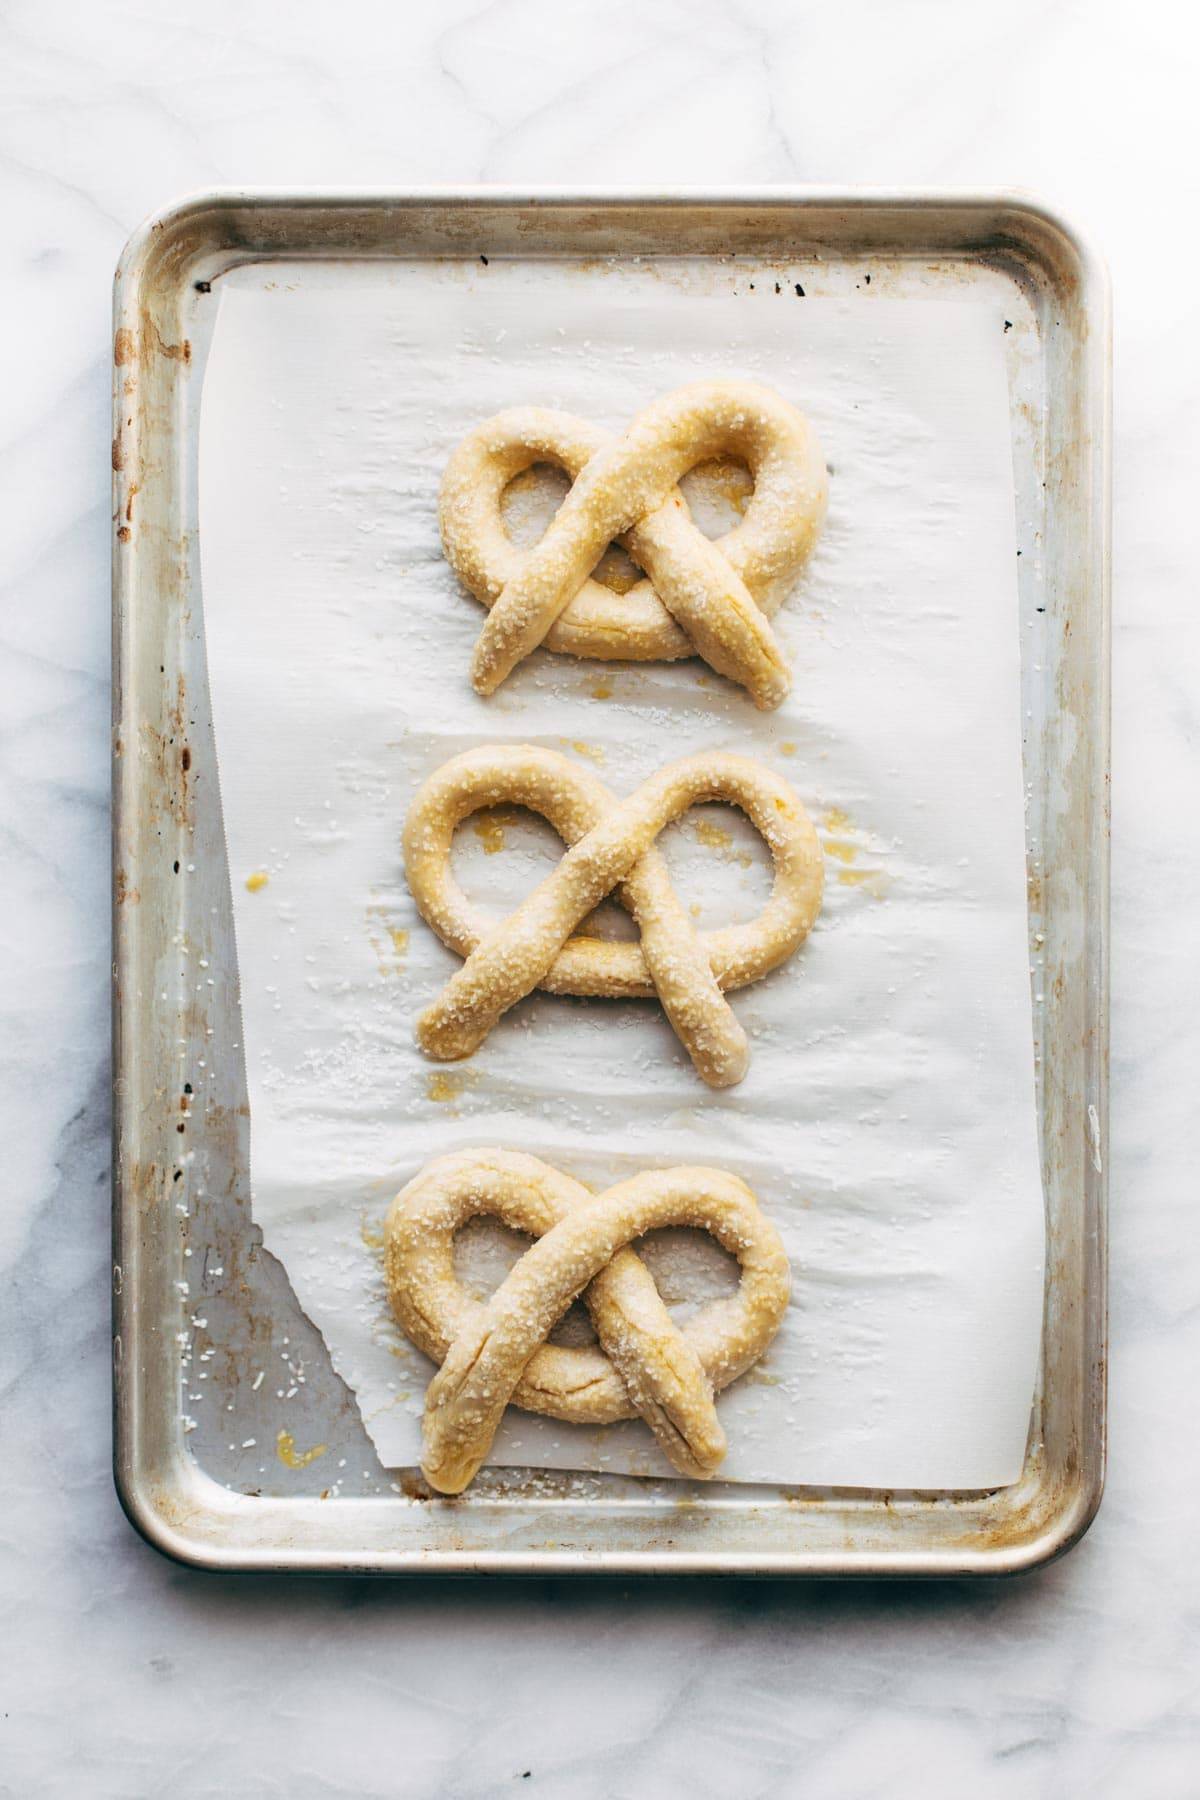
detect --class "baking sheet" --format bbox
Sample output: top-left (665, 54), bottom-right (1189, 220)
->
top-left (197, 258), bottom-right (1043, 1489)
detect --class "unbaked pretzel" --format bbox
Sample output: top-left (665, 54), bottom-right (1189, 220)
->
top-left (404, 744), bottom-right (824, 1088)
top-left (385, 1148), bottom-right (792, 1493)
top-left (439, 380), bottom-right (828, 709)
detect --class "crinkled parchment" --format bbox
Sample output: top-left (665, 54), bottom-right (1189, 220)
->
top-left (197, 260), bottom-right (1042, 1487)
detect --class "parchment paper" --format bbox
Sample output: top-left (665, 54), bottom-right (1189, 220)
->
top-left (197, 258), bottom-right (1043, 1488)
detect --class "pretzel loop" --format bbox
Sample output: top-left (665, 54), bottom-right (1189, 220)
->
top-left (403, 745), bottom-right (825, 1088)
top-left (385, 1148), bottom-right (792, 1493)
top-left (439, 380), bottom-right (828, 709)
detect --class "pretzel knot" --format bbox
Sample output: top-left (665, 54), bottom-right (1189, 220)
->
top-left (439, 379), bottom-right (828, 710)
top-left (404, 745), bottom-right (824, 1088)
top-left (386, 1149), bottom-right (792, 1494)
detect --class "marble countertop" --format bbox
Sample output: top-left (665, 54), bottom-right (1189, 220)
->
top-left (4, 2), bottom-right (1196, 1793)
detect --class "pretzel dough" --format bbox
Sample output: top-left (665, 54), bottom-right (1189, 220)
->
top-left (439, 380), bottom-right (828, 708)
top-left (404, 744), bottom-right (824, 1087)
top-left (385, 1148), bottom-right (792, 1493)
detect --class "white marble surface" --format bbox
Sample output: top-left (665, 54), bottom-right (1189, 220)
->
top-left (2, 1), bottom-right (1196, 1793)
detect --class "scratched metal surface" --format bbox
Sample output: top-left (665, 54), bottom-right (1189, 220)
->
top-left (111, 191), bottom-right (1109, 1573)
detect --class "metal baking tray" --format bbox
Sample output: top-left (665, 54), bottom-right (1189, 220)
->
top-left (112, 189), bottom-right (1109, 1574)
